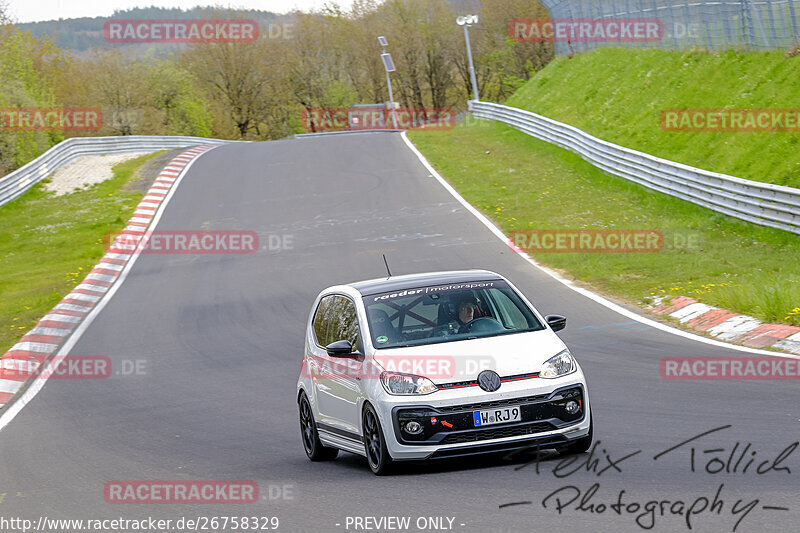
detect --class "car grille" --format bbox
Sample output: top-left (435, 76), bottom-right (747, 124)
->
top-left (435, 393), bottom-right (550, 413)
top-left (439, 422), bottom-right (555, 444)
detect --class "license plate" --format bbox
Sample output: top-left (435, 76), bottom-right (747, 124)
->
top-left (473, 406), bottom-right (521, 427)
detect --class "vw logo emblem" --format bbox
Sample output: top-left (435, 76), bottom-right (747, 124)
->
top-left (477, 370), bottom-right (501, 392)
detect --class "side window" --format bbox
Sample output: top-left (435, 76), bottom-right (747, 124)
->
top-left (327, 296), bottom-right (360, 349)
top-left (313, 295), bottom-right (336, 346)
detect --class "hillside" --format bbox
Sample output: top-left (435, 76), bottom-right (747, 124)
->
top-left (506, 48), bottom-right (800, 188)
top-left (14, 6), bottom-right (280, 52)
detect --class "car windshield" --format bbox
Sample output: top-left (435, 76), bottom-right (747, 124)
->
top-left (362, 280), bottom-right (544, 348)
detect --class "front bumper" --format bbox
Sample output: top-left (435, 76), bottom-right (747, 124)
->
top-left (374, 377), bottom-right (590, 461)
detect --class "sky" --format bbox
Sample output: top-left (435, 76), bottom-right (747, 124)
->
top-left (6, 0), bottom-right (355, 23)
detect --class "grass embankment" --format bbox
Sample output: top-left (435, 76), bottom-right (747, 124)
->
top-left (408, 122), bottom-right (800, 326)
top-left (0, 153), bottom-right (162, 354)
top-left (505, 48), bottom-right (800, 188)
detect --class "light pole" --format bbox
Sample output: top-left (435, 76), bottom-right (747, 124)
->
top-left (378, 36), bottom-right (399, 129)
top-left (456, 15), bottom-right (480, 102)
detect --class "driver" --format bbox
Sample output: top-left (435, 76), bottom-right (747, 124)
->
top-left (445, 294), bottom-right (477, 333)
top-left (456, 300), bottom-right (475, 327)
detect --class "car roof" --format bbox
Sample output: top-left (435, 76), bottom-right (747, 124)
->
top-left (349, 269), bottom-right (504, 296)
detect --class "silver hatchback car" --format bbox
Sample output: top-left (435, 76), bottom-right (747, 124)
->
top-left (297, 270), bottom-right (592, 474)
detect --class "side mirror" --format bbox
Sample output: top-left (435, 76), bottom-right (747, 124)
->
top-left (325, 340), bottom-right (354, 356)
top-left (545, 314), bottom-right (567, 332)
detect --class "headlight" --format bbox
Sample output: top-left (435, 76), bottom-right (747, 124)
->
top-left (380, 372), bottom-right (438, 395)
top-left (540, 349), bottom-right (576, 379)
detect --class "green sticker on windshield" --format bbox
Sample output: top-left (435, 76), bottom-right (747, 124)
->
top-left (376, 336), bottom-right (389, 344)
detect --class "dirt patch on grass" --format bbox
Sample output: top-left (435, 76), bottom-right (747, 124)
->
top-left (43, 153), bottom-right (151, 196)
top-left (123, 148), bottom-right (186, 194)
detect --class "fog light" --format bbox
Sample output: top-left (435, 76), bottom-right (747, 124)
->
top-left (565, 400), bottom-right (579, 414)
top-left (404, 421), bottom-right (423, 434)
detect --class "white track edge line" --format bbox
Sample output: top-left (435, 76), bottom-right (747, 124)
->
top-left (399, 131), bottom-right (790, 358)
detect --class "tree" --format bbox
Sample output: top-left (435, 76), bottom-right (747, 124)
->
top-left (247, 37), bottom-right (303, 139)
top-left (0, 1), bottom-right (10, 25)
top-left (348, 0), bottom-right (391, 104)
top-left (148, 58), bottom-right (213, 137)
top-left (282, 9), bottom-right (366, 132)
top-left (86, 51), bottom-right (152, 135)
top-left (466, 0), bottom-right (553, 101)
top-left (2, 0), bottom-right (558, 155)
top-left (182, 38), bottom-right (273, 138)
top-left (0, 29), bottom-right (64, 175)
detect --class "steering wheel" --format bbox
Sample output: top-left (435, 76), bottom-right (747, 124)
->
top-left (460, 317), bottom-right (504, 334)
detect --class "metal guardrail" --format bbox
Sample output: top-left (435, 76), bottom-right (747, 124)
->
top-left (294, 129), bottom-right (403, 137)
top-left (469, 100), bottom-right (800, 235)
top-left (0, 135), bottom-right (240, 207)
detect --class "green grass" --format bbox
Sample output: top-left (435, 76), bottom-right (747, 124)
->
top-left (0, 152), bottom-right (162, 354)
top-left (505, 48), bottom-right (800, 188)
top-left (408, 121), bottom-right (800, 326)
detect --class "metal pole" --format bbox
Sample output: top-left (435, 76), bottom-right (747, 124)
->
top-left (745, 0), bottom-right (771, 48)
top-left (385, 68), bottom-right (398, 129)
top-left (463, 24), bottom-right (480, 102)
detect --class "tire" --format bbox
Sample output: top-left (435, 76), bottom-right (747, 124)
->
top-left (559, 413), bottom-right (593, 455)
top-left (298, 393), bottom-right (339, 461)
top-left (362, 403), bottom-right (393, 475)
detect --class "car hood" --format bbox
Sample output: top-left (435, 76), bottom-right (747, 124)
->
top-left (371, 329), bottom-right (567, 385)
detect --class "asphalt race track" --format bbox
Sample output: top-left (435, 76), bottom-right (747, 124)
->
top-left (0, 132), bottom-right (797, 533)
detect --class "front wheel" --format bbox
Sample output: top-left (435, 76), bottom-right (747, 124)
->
top-left (362, 404), bottom-right (392, 475)
top-left (299, 393), bottom-right (338, 461)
